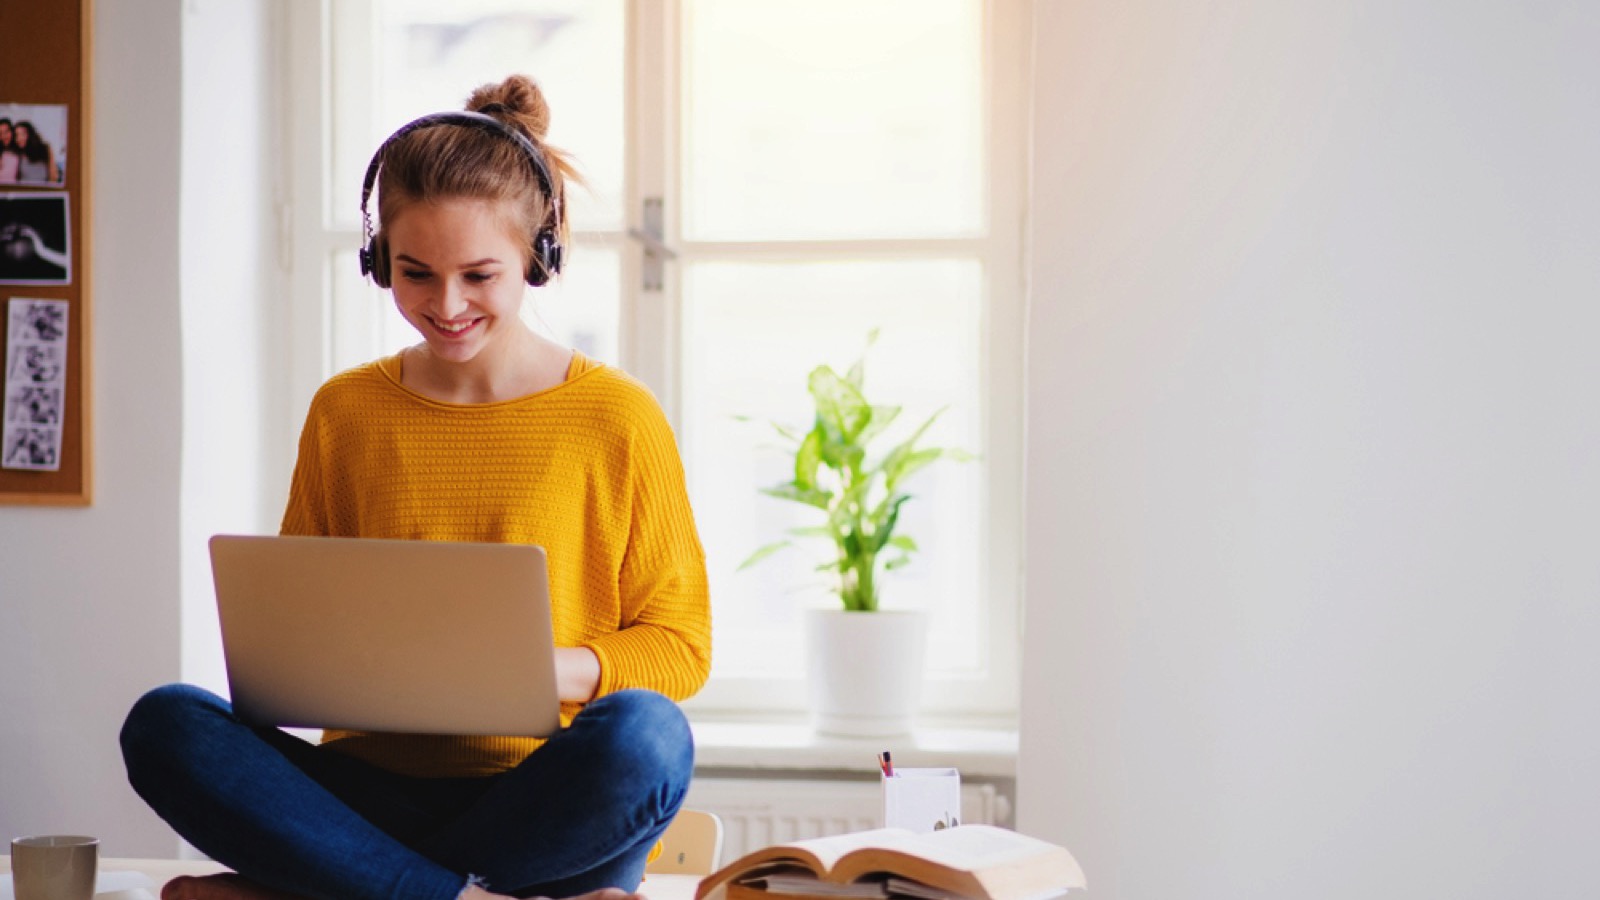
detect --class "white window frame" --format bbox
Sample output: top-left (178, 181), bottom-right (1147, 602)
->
top-left (281, 0), bottom-right (1030, 726)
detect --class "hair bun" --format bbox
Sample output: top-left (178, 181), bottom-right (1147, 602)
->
top-left (467, 74), bottom-right (551, 142)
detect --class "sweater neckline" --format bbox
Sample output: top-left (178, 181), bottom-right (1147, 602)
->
top-left (373, 349), bottom-right (602, 409)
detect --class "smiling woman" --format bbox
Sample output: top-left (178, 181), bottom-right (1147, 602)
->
top-left (121, 74), bottom-right (712, 900)
top-left (385, 196), bottom-right (570, 402)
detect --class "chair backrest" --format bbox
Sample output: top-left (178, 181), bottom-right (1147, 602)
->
top-left (647, 808), bottom-right (725, 875)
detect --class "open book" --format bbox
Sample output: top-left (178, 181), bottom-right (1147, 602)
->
top-left (694, 825), bottom-right (1086, 900)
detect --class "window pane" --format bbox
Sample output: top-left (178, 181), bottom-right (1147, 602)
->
top-left (682, 260), bottom-right (985, 679)
top-left (342, 0), bottom-right (625, 231)
top-left (683, 0), bottom-right (984, 241)
top-left (519, 245), bottom-right (621, 365)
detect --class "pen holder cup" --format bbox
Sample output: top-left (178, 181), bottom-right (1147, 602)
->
top-left (882, 766), bottom-right (961, 833)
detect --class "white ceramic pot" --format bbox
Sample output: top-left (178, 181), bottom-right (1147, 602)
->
top-left (804, 608), bottom-right (928, 737)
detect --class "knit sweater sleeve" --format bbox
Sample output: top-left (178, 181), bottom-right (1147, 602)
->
top-left (279, 389), bottom-right (330, 538)
top-left (585, 392), bottom-right (712, 701)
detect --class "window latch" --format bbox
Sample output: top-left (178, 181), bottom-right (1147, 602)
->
top-left (626, 197), bottom-right (677, 292)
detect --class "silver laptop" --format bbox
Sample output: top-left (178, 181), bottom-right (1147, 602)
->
top-left (209, 534), bottom-right (561, 737)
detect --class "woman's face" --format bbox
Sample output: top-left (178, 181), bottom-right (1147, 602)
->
top-left (13, 125), bottom-right (30, 148)
top-left (386, 196), bottom-right (530, 367)
top-left (0, 123), bottom-right (12, 146)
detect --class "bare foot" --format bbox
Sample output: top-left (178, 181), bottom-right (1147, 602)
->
top-left (161, 874), bottom-right (307, 900)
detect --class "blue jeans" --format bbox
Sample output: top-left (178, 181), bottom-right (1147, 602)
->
top-left (120, 684), bottom-right (692, 900)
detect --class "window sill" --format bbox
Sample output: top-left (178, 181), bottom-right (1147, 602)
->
top-left (688, 718), bottom-right (1018, 780)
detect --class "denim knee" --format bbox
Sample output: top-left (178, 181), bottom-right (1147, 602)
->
top-left (120, 684), bottom-right (227, 777)
top-left (581, 690), bottom-right (694, 787)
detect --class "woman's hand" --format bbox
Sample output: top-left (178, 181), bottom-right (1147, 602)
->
top-left (554, 645), bottom-right (601, 702)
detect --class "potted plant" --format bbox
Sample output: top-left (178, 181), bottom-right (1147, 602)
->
top-left (741, 332), bottom-right (971, 735)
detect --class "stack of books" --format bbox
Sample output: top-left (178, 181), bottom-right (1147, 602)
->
top-left (694, 825), bottom-right (1086, 900)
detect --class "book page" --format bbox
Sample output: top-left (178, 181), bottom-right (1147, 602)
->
top-left (831, 826), bottom-right (1085, 898)
top-left (884, 826), bottom-right (1056, 869)
top-left (697, 829), bottom-right (915, 900)
top-left (838, 826), bottom-right (1058, 876)
top-left (755, 874), bottom-right (890, 897)
top-left (793, 829), bottom-right (917, 872)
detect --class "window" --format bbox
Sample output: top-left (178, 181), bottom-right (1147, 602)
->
top-left (286, 0), bottom-right (1028, 721)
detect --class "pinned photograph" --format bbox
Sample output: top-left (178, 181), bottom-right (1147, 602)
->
top-left (3, 297), bottom-right (68, 471)
top-left (3, 425), bottom-right (58, 469)
top-left (10, 297), bottom-right (67, 341)
top-left (0, 103), bottom-right (68, 187)
top-left (9, 343), bottom-right (64, 383)
top-left (0, 193), bottom-right (70, 284)
top-left (6, 385), bottom-right (62, 425)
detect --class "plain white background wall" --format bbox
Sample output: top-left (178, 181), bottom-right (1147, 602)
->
top-left (0, 0), bottom-right (280, 856)
top-left (179, 0), bottom-right (280, 701)
top-left (0, 0), bottom-right (185, 855)
top-left (1019, 2), bottom-right (1600, 899)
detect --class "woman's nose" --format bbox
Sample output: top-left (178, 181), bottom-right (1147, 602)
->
top-left (435, 278), bottom-right (469, 316)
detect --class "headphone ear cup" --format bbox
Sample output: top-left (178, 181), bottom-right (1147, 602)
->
top-left (364, 235), bottom-right (391, 288)
top-left (527, 229), bottom-right (559, 287)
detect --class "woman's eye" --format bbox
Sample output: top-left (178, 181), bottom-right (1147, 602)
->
top-left (465, 272), bottom-right (496, 284)
top-left (400, 270), bottom-right (431, 283)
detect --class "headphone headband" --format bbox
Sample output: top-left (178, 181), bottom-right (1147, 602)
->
top-left (358, 110), bottom-right (564, 287)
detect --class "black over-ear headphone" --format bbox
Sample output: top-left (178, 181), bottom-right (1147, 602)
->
top-left (358, 109), bottom-right (564, 288)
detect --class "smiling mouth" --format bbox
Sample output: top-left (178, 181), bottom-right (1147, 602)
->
top-left (429, 317), bottom-right (481, 336)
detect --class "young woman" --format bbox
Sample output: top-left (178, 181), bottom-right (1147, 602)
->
top-left (10, 121), bottom-right (61, 184)
top-left (120, 74), bottom-right (712, 900)
top-left (0, 118), bottom-right (21, 184)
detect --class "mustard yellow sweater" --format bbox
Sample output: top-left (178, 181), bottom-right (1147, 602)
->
top-left (279, 352), bottom-right (711, 777)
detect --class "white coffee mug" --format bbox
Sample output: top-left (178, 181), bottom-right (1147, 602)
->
top-left (10, 835), bottom-right (98, 900)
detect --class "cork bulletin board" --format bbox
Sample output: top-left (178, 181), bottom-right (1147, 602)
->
top-left (0, 0), bottom-right (92, 504)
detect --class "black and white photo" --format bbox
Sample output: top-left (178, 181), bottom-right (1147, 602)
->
top-left (0, 193), bottom-right (71, 285)
top-left (3, 297), bottom-right (68, 471)
top-left (5, 385), bottom-right (62, 425)
top-left (9, 297), bottom-right (67, 341)
top-left (8, 342), bottom-right (64, 383)
top-left (3, 425), bottom-right (58, 469)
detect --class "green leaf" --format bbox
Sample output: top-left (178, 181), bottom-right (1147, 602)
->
top-left (885, 447), bottom-right (944, 491)
top-left (884, 554), bottom-right (913, 571)
top-left (809, 366), bottom-right (872, 443)
top-left (794, 426), bottom-right (824, 490)
top-left (787, 526), bottom-right (833, 538)
top-left (869, 494), bottom-right (912, 552)
top-left (887, 535), bottom-right (918, 551)
top-left (841, 529), bottom-right (862, 559)
top-left (845, 357), bottom-right (866, 391)
top-left (761, 483), bottom-right (833, 510)
top-left (878, 410), bottom-right (943, 485)
top-left (857, 404), bottom-right (902, 447)
top-left (738, 540), bottom-right (792, 571)
top-left (770, 421), bottom-right (805, 444)
top-left (843, 329), bottom-right (881, 390)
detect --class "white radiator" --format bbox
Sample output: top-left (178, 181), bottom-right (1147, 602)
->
top-left (684, 776), bottom-right (1004, 861)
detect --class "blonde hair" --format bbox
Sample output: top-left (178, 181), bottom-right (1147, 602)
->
top-left (373, 74), bottom-right (578, 280)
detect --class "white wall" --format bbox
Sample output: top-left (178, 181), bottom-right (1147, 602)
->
top-left (0, 0), bottom-right (280, 856)
top-left (1019, 3), bottom-right (1600, 899)
top-left (0, 0), bottom-right (184, 856)
top-left (179, 0), bottom-right (281, 699)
